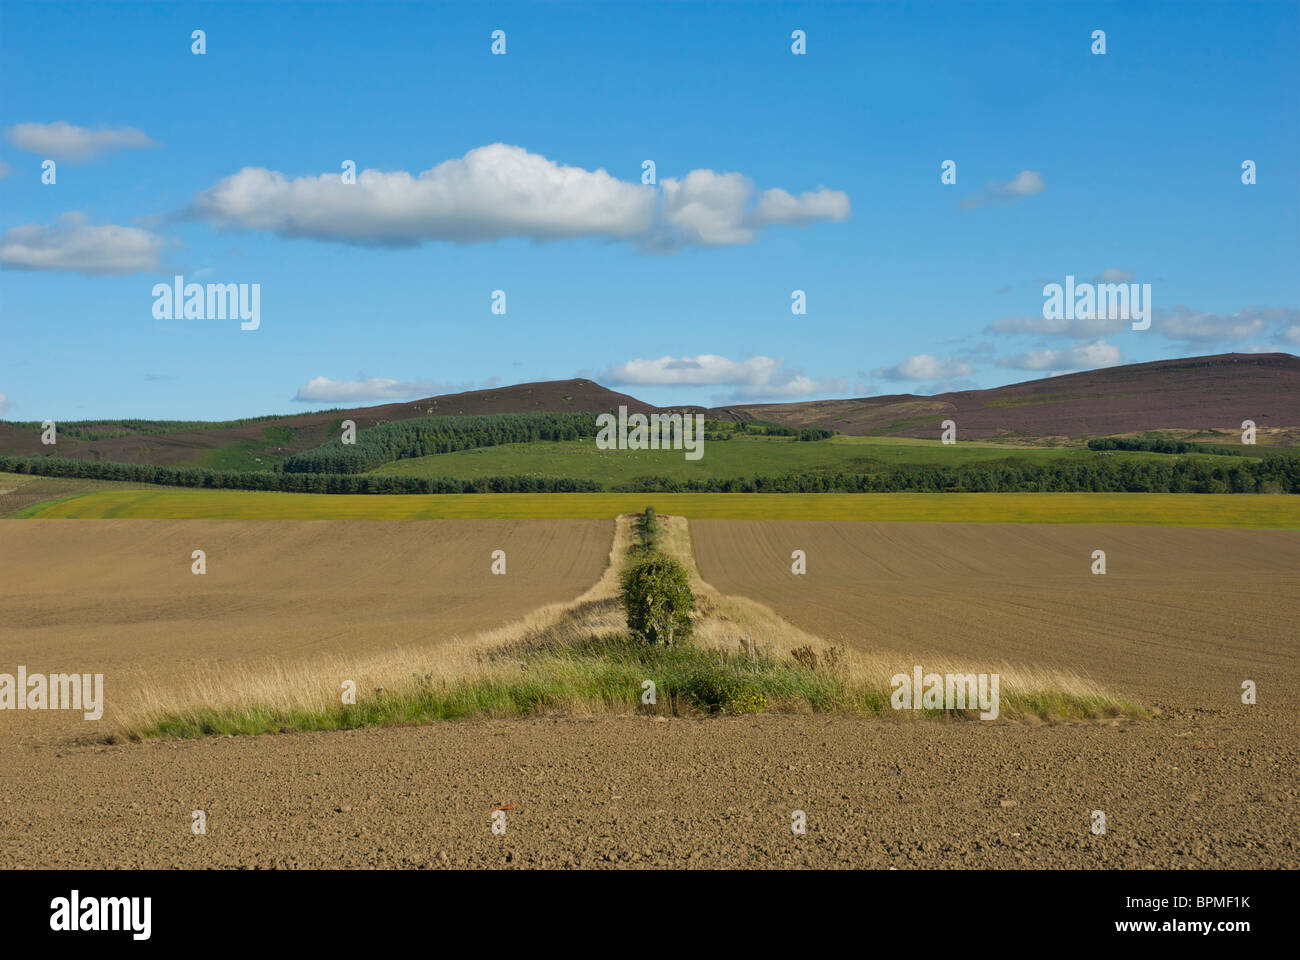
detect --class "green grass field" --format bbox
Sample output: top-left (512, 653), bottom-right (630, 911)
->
top-left (15, 486), bottom-right (1300, 527)
top-left (366, 434), bottom-right (1245, 484)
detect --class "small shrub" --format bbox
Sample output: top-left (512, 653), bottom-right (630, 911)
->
top-left (634, 506), bottom-right (660, 553)
top-left (620, 552), bottom-right (694, 646)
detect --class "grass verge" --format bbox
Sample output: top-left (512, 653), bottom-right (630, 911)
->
top-left (128, 632), bottom-right (1140, 739)
top-left (117, 513), bottom-right (1144, 741)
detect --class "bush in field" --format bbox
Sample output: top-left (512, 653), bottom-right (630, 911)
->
top-left (620, 552), bottom-right (694, 646)
top-left (634, 506), bottom-right (660, 553)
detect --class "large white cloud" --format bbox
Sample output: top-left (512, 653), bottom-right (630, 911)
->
top-left (603, 353), bottom-right (843, 398)
top-left (872, 355), bottom-right (974, 381)
top-left (192, 144), bottom-right (655, 247)
top-left (0, 212), bottom-right (163, 274)
top-left (997, 339), bottom-right (1121, 371)
top-left (6, 122), bottom-right (156, 161)
top-left (189, 144), bottom-right (849, 250)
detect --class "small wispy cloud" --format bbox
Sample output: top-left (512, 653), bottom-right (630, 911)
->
top-left (997, 339), bottom-right (1121, 371)
top-left (872, 354), bottom-right (974, 381)
top-left (6, 122), bottom-right (157, 161)
top-left (1156, 305), bottom-right (1291, 343)
top-left (293, 376), bottom-right (448, 403)
top-left (960, 170), bottom-right (1045, 210)
top-left (988, 313), bottom-right (1127, 339)
top-left (603, 353), bottom-right (844, 400)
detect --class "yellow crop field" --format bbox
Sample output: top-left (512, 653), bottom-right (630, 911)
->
top-left (15, 486), bottom-right (1300, 527)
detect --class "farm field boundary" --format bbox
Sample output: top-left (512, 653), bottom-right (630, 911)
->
top-left (14, 487), bottom-right (1300, 527)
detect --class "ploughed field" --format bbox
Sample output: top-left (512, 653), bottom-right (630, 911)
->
top-left (690, 521), bottom-right (1300, 708)
top-left (0, 518), bottom-right (612, 745)
top-left (2, 713), bottom-right (1295, 869)
top-left (1, 516), bottom-right (1296, 868)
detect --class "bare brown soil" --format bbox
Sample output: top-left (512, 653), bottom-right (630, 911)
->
top-left (0, 519), bottom-right (611, 745)
top-left (0, 518), bottom-right (1295, 869)
top-left (1, 714), bottom-right (1294, 869)
top-left (689, 520), bottom-right (1300, 708)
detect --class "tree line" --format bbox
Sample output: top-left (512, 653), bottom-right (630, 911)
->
top-left (280, 411), bottom-right (602, 473)
top-left (1086, 436), bottom-right (1247, 456)
top-left (4, 451), bottom-right (1297, 494)
top-left (0, 455), bottom-right (600, 493)
top-left (612, 455), bottom-right (1300, 493)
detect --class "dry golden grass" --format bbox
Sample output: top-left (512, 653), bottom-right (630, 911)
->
top-left (115, 516), bottom-right (637, 735)
top-left (115, 514), bottom-right (1139, 739)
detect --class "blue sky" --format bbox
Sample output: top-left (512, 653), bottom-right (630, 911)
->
top-left (1, 0), bottom-right (1297, 420)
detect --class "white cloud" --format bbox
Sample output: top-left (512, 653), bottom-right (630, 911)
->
top-left (603, 353), bottom-right (843, 399)
top-left (872, 355), bottom-right (974, 381)
top-left (657, 170), bottom-right (849, 247)
top-left (657, 170), bottom-right (753, 246)
top-left (729, 374), bottom-right (848, 399)
top-left (0, 393), bottom-right (9, 417)
top-left (1092, 268), bottom-right (1134, 284)
top-left (0, 212), bottom-right (163, 274)
top-left (1283, 325), bottom-right (1300, 347)
top-left (293, 377), bottom-right (446, 403)
top-left (960, 170), bottom-right (1045, 210)
top-left (189, 144), bottom-right (849, 250)
top-left (988, 313), bottom-right (1127, 338)
top-left (997, 339), bottom-right (1121, 371)
top-left (1156, 306), bottom-right (1280, 342)
top-left (193, 144), bottom-right (654, 247)
top-left (6, 122), bottom-right (156, 161)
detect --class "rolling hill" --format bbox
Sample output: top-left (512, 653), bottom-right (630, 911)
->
top-left (2, 353), bottom-right (1296, 471)
top-left (713, 353), bottom-right (1300, 441)
top-left (0, 379), bottom-right (655, 469)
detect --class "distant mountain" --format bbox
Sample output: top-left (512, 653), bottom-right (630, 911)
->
top-left (2, 354), bottom-right (1296, 468)
top-left (709, 353), bottom-right (1300, 442)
